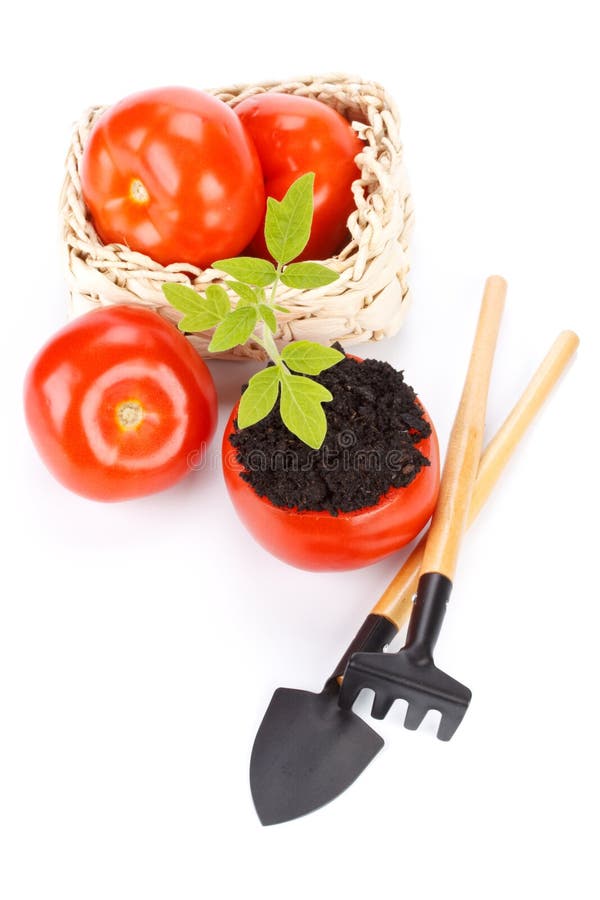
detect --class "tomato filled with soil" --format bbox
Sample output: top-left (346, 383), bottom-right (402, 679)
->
top-left (222, 351), bottom-right (440, 571)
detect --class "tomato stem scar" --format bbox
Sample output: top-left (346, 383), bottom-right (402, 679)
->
top-left (129, 178), bottom-right (149, 204)
top-left (116, 400), bottom-right (144, 430)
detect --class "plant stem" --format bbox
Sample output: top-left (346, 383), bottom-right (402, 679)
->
top-left (262, 327), bottom-right (283, 365)
top-left (269, 262), bottom-right (283, 307)
top-left (246, 262), bottom-right (290, 375)
top-left (251, 326), bottom-right (289, 375)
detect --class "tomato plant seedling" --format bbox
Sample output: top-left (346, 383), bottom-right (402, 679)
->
top-left (163, 173), bottom-right (344, 449)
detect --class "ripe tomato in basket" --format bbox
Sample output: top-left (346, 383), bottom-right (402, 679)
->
top-left (24, 306), bottom-right (218, 502)
top-left (80, 87), bottom-right (265, 268)
top-left (235, 93), bottom-right (363, 262)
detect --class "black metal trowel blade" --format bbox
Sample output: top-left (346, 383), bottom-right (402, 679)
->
top-left (250, 614), bottom-right (398, 825)
top-left (250, 684), bottom-right (384, 826)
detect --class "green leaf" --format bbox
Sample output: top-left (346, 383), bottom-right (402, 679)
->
top-left (237, 367), bottom-right (281, 428)
top-left (279, 374), bottom-right (332, 449)
top-left (161, 283), bottom-right (203, 314)
top-left (229, 281), bottom-right (258, 306)
top-left (177, 313), bottom-right (219, 333)
top-left (208, 306), bottom-right (258, 353)
top-left (274, 304), bottom-right (290, 313)
top-left (281, 341), bottom-right (345, 376)
top-left (204, 284), bottom-right (232, 319)
top-left (259, 304), bottom-right (277, 334)
top-left (212, 257), bottom-right (277, 287)
top-left (264, 172), bottom-right (315, 265)
top-left (280, 262), bottom-right (339, 290)
top-left (162, 282), bottom-right (231, 332)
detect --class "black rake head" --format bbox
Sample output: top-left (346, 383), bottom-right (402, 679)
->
top-left (338, 647), bottom-right (472, 741)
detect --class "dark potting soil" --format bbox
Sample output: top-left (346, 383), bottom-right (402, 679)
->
top-left (229, 345), bottom-right (432, 515)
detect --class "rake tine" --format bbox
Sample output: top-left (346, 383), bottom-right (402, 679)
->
top-left (437, 712), bottom-right (467, 742)
top-left (341, 683), bottom-right (363, 711)
top-left (403, 703), bottom-right (430, 731)
top-left (371, 693), bottom-right (395, 720)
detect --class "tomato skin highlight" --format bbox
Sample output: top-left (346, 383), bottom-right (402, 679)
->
top-left (24, 306), bottom-right (218, 501)
top-left (234, 93), bottom-right (363, 261)
top-left (222, 381), bottom-right (440, 572)
top-left (81, 86), bottom-right (265, 268)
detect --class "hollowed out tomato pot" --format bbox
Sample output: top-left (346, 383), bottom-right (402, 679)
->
top-left (222, 367), bottom-right (440, 572)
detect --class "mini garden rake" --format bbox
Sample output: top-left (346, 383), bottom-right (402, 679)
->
top-left (339, 275), bottom-right (505, 739)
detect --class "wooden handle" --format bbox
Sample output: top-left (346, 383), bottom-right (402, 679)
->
top-left (373, 329), bottom-right (579, 626)
top-left (421, 275), bottom-right (506, 580)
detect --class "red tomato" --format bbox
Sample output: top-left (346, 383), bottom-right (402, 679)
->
top-left (81, 87), bottom-right (265, 268)
top-left (24, 306), bottom-right (218, 502)
top-left (222, 381), bottom-right (440, 572)
top-left (235, 93), bottom-right (363, 262)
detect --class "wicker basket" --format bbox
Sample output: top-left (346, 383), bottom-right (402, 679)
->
top-left (60, 73), bottom-right (413, 360)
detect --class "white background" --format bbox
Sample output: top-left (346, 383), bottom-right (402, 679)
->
top-left (1, 2), bottom-right (598, 898)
